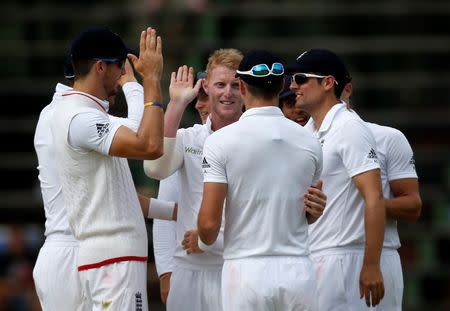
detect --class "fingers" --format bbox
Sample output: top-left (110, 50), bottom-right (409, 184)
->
top-left (147, 27), bottom-right (156, 51)
top-left (188, 67), bottom-right (194, 84)
top-left (139, 30), bottom-right (146, 55)
top-left (156, 35), bottom-right (162, 55)
top-left (314, 179), bottom-right (323, 190)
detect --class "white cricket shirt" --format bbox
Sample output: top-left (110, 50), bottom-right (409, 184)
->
top-left (203, 106), bottom-right (323, 260)
top-left (367, 123), bottom-right (418, 249)
top-left (167, 117), bottom-right (225, 268)
top-left (306, 103), bottom-right (380, 253)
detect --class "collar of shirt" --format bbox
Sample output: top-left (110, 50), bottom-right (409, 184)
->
top-left (239, 106), bottom-right (283, 120)
top-left (55, 83), bottom-right (73, 94)
top-left (205, 115), bottom-right (214, 134)
top-left (63, 90), bottom-right (110, 112)
top-left (305, 102), bottom-right (346, 137)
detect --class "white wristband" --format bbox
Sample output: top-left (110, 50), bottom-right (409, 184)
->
top-left (148, 198), bottom-right (175, 220)
top-left (197, 235), bottom-right (214, 252)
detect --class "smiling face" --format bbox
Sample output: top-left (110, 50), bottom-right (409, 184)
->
top-left (203, 65), bottom-right (243, 130)
top-left (289, 75), bottom-right (327, 114)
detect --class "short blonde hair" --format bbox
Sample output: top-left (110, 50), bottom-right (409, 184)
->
top-left (205, 48), bottom-right (243, 80)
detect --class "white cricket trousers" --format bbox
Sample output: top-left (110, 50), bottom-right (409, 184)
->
top-left (33, 239), bottom-right (90, 311)
top-left (221, 256), bottom-right (318, 311)
top-left (166, 265), bottom-right (222, 311)
top-left (79, 260), bottom-right (148, 311)
top-left (311, 247), bottom-right (403, 311)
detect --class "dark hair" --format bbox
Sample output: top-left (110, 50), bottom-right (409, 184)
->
top-left (72, 59), bottom-right (96, 80)
top-left (245, 79), bottom-right (284, 101)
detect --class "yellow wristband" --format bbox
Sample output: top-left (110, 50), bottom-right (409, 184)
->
top-left (144, 101), bottom-right (163, 108)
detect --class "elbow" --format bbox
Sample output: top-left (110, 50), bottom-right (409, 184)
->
top-left (143, 142), bottom-right (164, 160)
top-left (409, 196), bottom-right (422, 222)
top-left (198, 220), bottom-right (220, 244)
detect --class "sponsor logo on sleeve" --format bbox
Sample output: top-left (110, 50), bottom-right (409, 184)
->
top-left (96, 123), bottom-right (110, 138)
top-left (367, 148), bottom-right (379, 162)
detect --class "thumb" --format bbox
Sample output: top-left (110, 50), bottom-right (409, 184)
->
top-left (314, 179), bottom-right (323, 190)
top-left (193, 78), bottom-right (203, 93)
top-left (127, 53), bottom-right (138, 66)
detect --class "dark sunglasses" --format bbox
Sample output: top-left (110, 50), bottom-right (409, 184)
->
top-left (291, 73), bottom-right (338, 85)
top-left (94, 58), bottom-right (126, 70)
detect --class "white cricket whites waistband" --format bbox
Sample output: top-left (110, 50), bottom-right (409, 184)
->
top-left (44, 234), bottom-right (79, 247)
top-left (310, 245), bottom-right (398, 258)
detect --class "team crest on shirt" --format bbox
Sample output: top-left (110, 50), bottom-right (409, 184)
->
top-left (135, 292), bottom-right (142, 311)
top-left (96, 123), bottom-right (110, 138)
top-left (367, 148), bottom-right (378, 162)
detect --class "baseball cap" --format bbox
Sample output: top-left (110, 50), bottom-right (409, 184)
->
top-left (235, 49), bottom-right (284, 88)
top-left (279, 76), bottom-right (295, 99)
top-left (285, 49), bottom-right (350, 86)
top-left (70, 27), bottom-right (128, 62)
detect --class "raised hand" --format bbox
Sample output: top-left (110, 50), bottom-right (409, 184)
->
top-left (169, 65), bottom-right (203, 109)
top-left (129, 27), bottom-right (163, 81)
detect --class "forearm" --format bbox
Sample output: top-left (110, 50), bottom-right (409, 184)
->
top-left (363, 196), bottom-right (385, 265)
top-left (153, 219), bottom-right (177, 277)
top-left (138, 194), bottom-right (176, 220)
top-left (143, 137), bottom-right (183, 180)
top-left (123, 82), bottom-right (144, 131)
top-left (198, 223), bottom-right (221, 246)
top-left (386, 194), bottom-right (421, 222)
top-left (164, 100), bottom-right (186, 137)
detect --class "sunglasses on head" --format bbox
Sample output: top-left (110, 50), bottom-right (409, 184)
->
top-left (291, 73), bottom-right (338, 85)
top-left (94, 58), bottom-right (126, 70)
top-left (236, 62), bottom-right (284, 77)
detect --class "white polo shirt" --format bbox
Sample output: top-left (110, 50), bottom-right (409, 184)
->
top-left (34, 82), bottom-right (144, 240)
top-left (367, 122), bottom-right (418, 249)
top-left (203, 106), bottom-right (323, 260)
top-left (305, 103), bottom-right (380, 253)
top-left (169, 117), bottom-right (225, 268)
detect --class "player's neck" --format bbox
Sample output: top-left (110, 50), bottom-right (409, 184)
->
top-left (310, 97), bottom-right (340, 130)
top-left (73, 76), bottom-right (107, 101)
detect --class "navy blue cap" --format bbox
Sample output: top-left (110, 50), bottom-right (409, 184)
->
top-left (70, 27), bottom-right (128, 62)
top-left (236, 49), bottom-right (284, 88)
top-left (285, 49), bottom-right (350, 86)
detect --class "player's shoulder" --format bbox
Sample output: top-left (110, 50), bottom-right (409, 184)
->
top-left (368, 123), bottom-right (407, 142)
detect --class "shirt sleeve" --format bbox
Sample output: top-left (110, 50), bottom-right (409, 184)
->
top-left (68, 109), bottom-right (121, 155)
top-left (386, 129), bottom-right (418, 181)
top-left (337, 119), bottom-right (380, 177)
top-left (202, 135), bottom-right (228, 184)
top-left (109, 82), bottom-right (144, 132)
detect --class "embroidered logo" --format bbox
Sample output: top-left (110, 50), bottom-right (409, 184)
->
top-left (202, 157), bottom-right (210, 169)
top-left (367, 148), bottom-right (378, 160)
top-left (135, 292), bottom-right (143, 311)
top-left (101, 300), bottom-right (112, 309)
top-left (409, 156), bottom-right (416, 168)
top-left (96, 123), bottom-right (110, 138)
